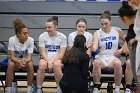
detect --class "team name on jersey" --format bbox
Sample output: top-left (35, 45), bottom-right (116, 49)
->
top-left (14, 50), bottom-right (28, 58)
top-left (45, 45), bottom-right (60, 52)
top-left (101, 36), bottom-right (116, 42)
top-left (14, 50), bottom-right (28, 54)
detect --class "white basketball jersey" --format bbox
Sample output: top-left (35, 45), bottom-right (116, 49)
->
top-left (39, 32), bottom-right (67, 59)
top-left (97, 27), bottom-right (119, 56)
top-left (68, 31), bottom-right (92, 47)
top-left (8, 35), bottom-right (34, 58)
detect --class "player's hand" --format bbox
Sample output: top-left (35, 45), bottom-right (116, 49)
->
top-left (87, 41), bottom-right (94, 48)
top-left (47, 62), bottom-right (53, 73)
top-left (128, 38), bottom-right (136, 45)
top-left (20, 59), bottom-right (27, 68)
top-left (114, 49), bottom-right (122, 56)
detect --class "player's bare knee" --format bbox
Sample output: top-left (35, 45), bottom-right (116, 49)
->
top-left (53, 60), bottom-right (61, 68)
top-left (7, 61), bottom-right (16, 70)
top-left (93, 59), bottom-right (101, 69)
top-left (8, 61), bottom-right (15, 66)
top-left (38, 68), bottom-right (46, 73)
top-left (38, 61), bottom-right (47, 69)
top-left (27, 62), bottom-right (34, 71)
top-left (114, 61), bottom-right (122, 70)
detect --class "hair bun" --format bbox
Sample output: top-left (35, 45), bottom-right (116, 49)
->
top-left (52, 16), bottom-right (58, 22)
top-left (13, 18), bottom-right (23, 28)
top-left (122, 1), bottom-right (129, 8)
top-left (104, 10), bottom-right (111, 15)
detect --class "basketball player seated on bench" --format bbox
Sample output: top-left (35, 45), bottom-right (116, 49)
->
top-left (5, 18), bottom-right (34, 93)
top-left (89, 10), bottom-right (126, 93)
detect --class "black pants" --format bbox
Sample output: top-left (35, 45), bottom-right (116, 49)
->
top-left (59, 79), bottom-right (88, 93)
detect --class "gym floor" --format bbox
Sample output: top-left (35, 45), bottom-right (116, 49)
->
top-left (0, 81), bottom-right (125, 93)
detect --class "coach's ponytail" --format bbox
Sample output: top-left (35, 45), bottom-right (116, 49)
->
top-left (118, 1), bottom-right (136, 19)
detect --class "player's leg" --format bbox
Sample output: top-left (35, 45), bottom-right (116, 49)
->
top-left (125, 59), bottom-right (133, 92)
top-left (5, 61), bottom-right (16, 93)
top-left (108, 58), bottom-right (122, 93)
top-left (92, 58), bottom-right (106, 93)
top-left (53, 60), bottom-right (63, 93)
top-left (26, 62), bottom-right (34, 93)
top-left (36, 59), bottom-right (47, 93)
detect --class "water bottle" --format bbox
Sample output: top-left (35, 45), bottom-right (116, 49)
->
top-left (133, 83), bottom-right (137, 93)
top-left (12, 81), bottom-right (17, 93)
top-left (32, 80), bottom-right (37, 93)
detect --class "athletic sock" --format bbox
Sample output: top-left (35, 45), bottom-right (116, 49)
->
top-left (115, 86), bottom-right (120, 91)
top-left (126, 84), bottom-right (132, 90)
top-left (94, 83), bottom-right (101, 90)
top-left (5, 87), bottom-right (12, 91)
top-left (27, 86), bottom-right (32, 92)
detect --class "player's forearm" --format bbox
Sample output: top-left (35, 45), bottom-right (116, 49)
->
top-left (10, 56), bottom-right (21, 63)
top-left (41, 53), bottom-right (49, 63)
top-left (24, 54), bottom-right (32, 63)
top-left (92, 45), bottom-right (98, 52)
top-left (52, 54), bottom-right (64, 63)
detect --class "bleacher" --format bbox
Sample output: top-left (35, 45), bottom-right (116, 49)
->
top-left (0, 1), bottom-right (127, 41)
top-left (0, 1), bottom-right (130, 93)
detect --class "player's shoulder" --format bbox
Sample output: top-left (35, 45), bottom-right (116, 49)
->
top-left (112, 26), bottom-right (121, 31)
top-left (9, 35), bottom-right (17, 41)
top-left (57, 32), bottom-right (67, 38)
top-left (85, 31), bottom-right (92, 36)
top-left (39, 32), bottom-right (48, 37)
top-left (28, 37), bottom-right (34, 42)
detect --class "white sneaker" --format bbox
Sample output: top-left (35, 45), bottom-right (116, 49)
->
top-left (27, 91), bottom-right (32, 93)
top-left (5, 87), bottom-right (12, 93)
top-left (114, 89), bottom-right (120, 93)
top-left (27, 91), bottom-right (33, 93)
top-left (36, 89), bottom-right (43, 93)
top-left (93, 88), bottom-right (100, 93)
top-left (55, 87), bottom-right (63, 93)
top-left (125, 88), bottom-right (132, 93)
top-left (5, 90), bottom-right (12, 93)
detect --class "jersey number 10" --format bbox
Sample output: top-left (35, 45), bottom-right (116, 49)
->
top-left (105, 42), bottom-right (112, 49)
